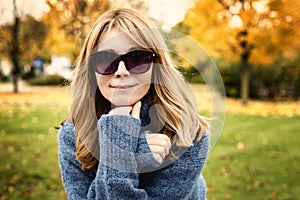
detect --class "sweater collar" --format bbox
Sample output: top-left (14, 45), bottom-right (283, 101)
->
top-left (140, 97), bottom-right (151, 128)
top-left (102, 97), bottom-right (151, 128)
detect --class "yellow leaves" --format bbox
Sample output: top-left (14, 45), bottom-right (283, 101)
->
top-left (21, 123), bottom-right (28, 130)
top-left (7, 146), bottom-right (15, 153)
top-left (220, 166), bottom-right (229, 178)
top-left (31, 117), bottom-right (38, 124)
top-left (226, 98), bottom-right (300, 117)
top-left (191, 83), bottom-right (300, 117)
top-left (237, 142), bottom-right (245, 150)
top-left (37, 134), bottom-right (45, 141)
top-left (182, 0), bottom-right (300, 66)
top-left (0, 86), bottom-right (71, 114)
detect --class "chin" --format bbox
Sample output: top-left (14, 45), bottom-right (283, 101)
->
top-left (109, 93), bottom-right (145, 106)
top-left (111, 99), bottom-right (135, 107)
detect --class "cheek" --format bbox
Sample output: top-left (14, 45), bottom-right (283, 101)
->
top-left (138, 68), bottom-right (153, 84)
top-left (95, 74), bottom-right (110, 93)
top-left (135, 71), bottom-right (152, 94)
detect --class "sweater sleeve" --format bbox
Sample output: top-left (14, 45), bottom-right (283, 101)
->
top-left (58, 116), bottom-right (149, 200)
top-left (58, 120), bottom-right (95, 200)
top-left (87, 115), bottom-right (148, 199)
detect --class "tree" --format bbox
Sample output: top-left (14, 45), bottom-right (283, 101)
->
top-left (180, 0), bottom-right (300, 104)
top-left (2, 0), bottom-right (21, 93)
top-left (19, 15), bottom-right (49, 63)
top-left (0, 0), bottom-right (49, 93)
top-left (42, 0), bottom-right (111, 60)
top-left (42, 0), bottom-right (148, 60)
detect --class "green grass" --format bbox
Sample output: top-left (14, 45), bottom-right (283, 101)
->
top-left (0, 104), bottom-right (68, 200)
top-left (0, 103), bottom-right (299, 199)
top-left (204, 115), bottom-right (300, 200)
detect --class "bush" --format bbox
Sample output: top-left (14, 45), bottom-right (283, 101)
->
top-left (27, 74), bottom-right (70, 86)
top-left (219, 63), bottom-right (241, 98)
top-left (179, 55), bottom-right (300, 100)
top-left (219, 59), bottom-right (300, 99)
top-left (0, 69), bottom-right (9, 82)
top-left (21, 67), bottom-right (35, 80)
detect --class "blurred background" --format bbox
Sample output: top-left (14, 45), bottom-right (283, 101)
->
top-left (0, 0), bottom-right (299, 199)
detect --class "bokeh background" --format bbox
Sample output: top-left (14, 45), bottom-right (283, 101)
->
top-left (0, 0), bottom-right (299, 199)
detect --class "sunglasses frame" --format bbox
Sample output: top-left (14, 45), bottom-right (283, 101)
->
top-left (90, 49), bottom-right (156, 75)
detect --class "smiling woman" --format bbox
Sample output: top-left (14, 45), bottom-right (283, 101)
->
top-left (93, 29), bottom-right (154, 106)
top-left (57, 7), bottom-right (210, 200)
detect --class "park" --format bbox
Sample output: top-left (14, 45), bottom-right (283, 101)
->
top-left (1, 0), bottom-right (299, 199)
top-left (0, 82), bottom-right (299, 199)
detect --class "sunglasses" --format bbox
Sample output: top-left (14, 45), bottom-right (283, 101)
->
top-left (90, 49), bottom-right (156, 75)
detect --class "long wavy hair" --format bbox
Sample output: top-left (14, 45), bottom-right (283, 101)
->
top-left (71, 8), bottom-right (208, 170)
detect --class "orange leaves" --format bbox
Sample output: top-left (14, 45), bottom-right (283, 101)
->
top-left (0, 86), bottom-right (71, 114)
top-left (192, 83), bottom-right (300, 117)
top-left (181, 0), bottom-right (300, 66)
top-left (226, 98), bottom-right (300, 117)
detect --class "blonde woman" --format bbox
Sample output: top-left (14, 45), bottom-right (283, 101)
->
top-left (58, 8), bottom-right (210, 199)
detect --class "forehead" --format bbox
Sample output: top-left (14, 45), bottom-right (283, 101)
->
top-left (97, 28), bottom-right (140, 53)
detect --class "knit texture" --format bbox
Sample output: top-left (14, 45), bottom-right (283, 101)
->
top-left (58, 105), bottom-right (210, 200)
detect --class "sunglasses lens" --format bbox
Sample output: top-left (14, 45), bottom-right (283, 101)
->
top-left (90, 51), bottom-right (118, 75)
top-left (91, 50), bottom-right (154, 75)
top-left (125, 50), bottom-right (153, 74)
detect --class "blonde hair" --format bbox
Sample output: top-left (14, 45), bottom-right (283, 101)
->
top-left (71, 8), bottom-right (208, 170)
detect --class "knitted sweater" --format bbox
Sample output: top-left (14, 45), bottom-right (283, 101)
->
top-left (58, 110), bottom-right (210, 200)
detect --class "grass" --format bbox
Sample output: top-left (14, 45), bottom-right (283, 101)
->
top-left (204, 115), bottom-right (300, 200)
top-left (0, 84), bottom-right (299, 199)
top-left (0, 103), bottom-right (68, 200)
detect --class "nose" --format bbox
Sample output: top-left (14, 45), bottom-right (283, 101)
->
top-left (114, 61), bottom-right (130, 77)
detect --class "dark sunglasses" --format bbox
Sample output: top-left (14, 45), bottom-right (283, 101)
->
top-left (90, 49), bottom-right (156, 75)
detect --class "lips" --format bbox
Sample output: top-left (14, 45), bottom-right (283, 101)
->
top-left (110, 84), bottom-right (137, 89)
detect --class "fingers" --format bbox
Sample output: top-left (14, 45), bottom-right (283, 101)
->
top-left (146, 134), bottom-right (172, 164)
top-left (108, 106), bottom-right (132, 116)
top-left (149, 145), bottom-right (168, 164)
top-left (108, 101), bottom-right (141, 119)
top-left (131, 101), bottom-right (141, 119)
top-left (146, 134), bottom-right (172, 150)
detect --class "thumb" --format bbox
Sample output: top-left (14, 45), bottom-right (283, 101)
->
top-left (131, 101), bottom-right (141, 119)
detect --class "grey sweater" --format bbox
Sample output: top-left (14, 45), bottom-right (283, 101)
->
top-left (58, 114), bottom-right (209, 200)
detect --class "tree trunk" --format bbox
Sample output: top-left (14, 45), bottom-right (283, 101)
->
top-left (12, 74), bottom-right (19, 93)
top-left (241, 61), bottom-right (250, 105)
top-left (11, 0), bottom-right (20, 93)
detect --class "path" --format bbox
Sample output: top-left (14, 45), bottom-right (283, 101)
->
top-left (0, 80), bottom-right (58, 93)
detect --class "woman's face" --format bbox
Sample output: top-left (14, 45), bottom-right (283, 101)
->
top-left (94, 28), bottom-right (153, 107)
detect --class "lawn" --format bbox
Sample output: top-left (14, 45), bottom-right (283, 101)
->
top-left (204, 115), bottom-right (300, 200)
top-left (0, 84), bottom-right (299, 199)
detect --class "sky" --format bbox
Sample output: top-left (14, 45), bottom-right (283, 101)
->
top-left (0, 0), bottom-right (49, 24)
top-left (0, 0), bottom-right (193, 27)
top-left (146, 0), bottom-right (192, 28)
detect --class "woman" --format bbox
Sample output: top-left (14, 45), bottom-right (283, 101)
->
top-left (58, 8), bottom-right (210, 199)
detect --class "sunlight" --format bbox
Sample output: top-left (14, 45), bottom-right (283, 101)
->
top-left (230, 15), bottom-right (243, 28)
top-left (253, 0), bottom-right (270, 14)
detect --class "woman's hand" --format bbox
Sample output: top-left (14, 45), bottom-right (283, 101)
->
top-left (108, 101), bottom-right (171, 163)
top-left (146, 134), bottom-right (172, 164)
top-left (108, 101), bottom-right (141, 119)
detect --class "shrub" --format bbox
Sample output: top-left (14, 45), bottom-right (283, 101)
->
top-left (219, 60), bottom-right (300, 99)
top-left (179, 56), bottom-right (300, 100)
top-left (0, 69), bottom-right (9, 82)
top-left (27, 74), bottom-right (70, 86)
